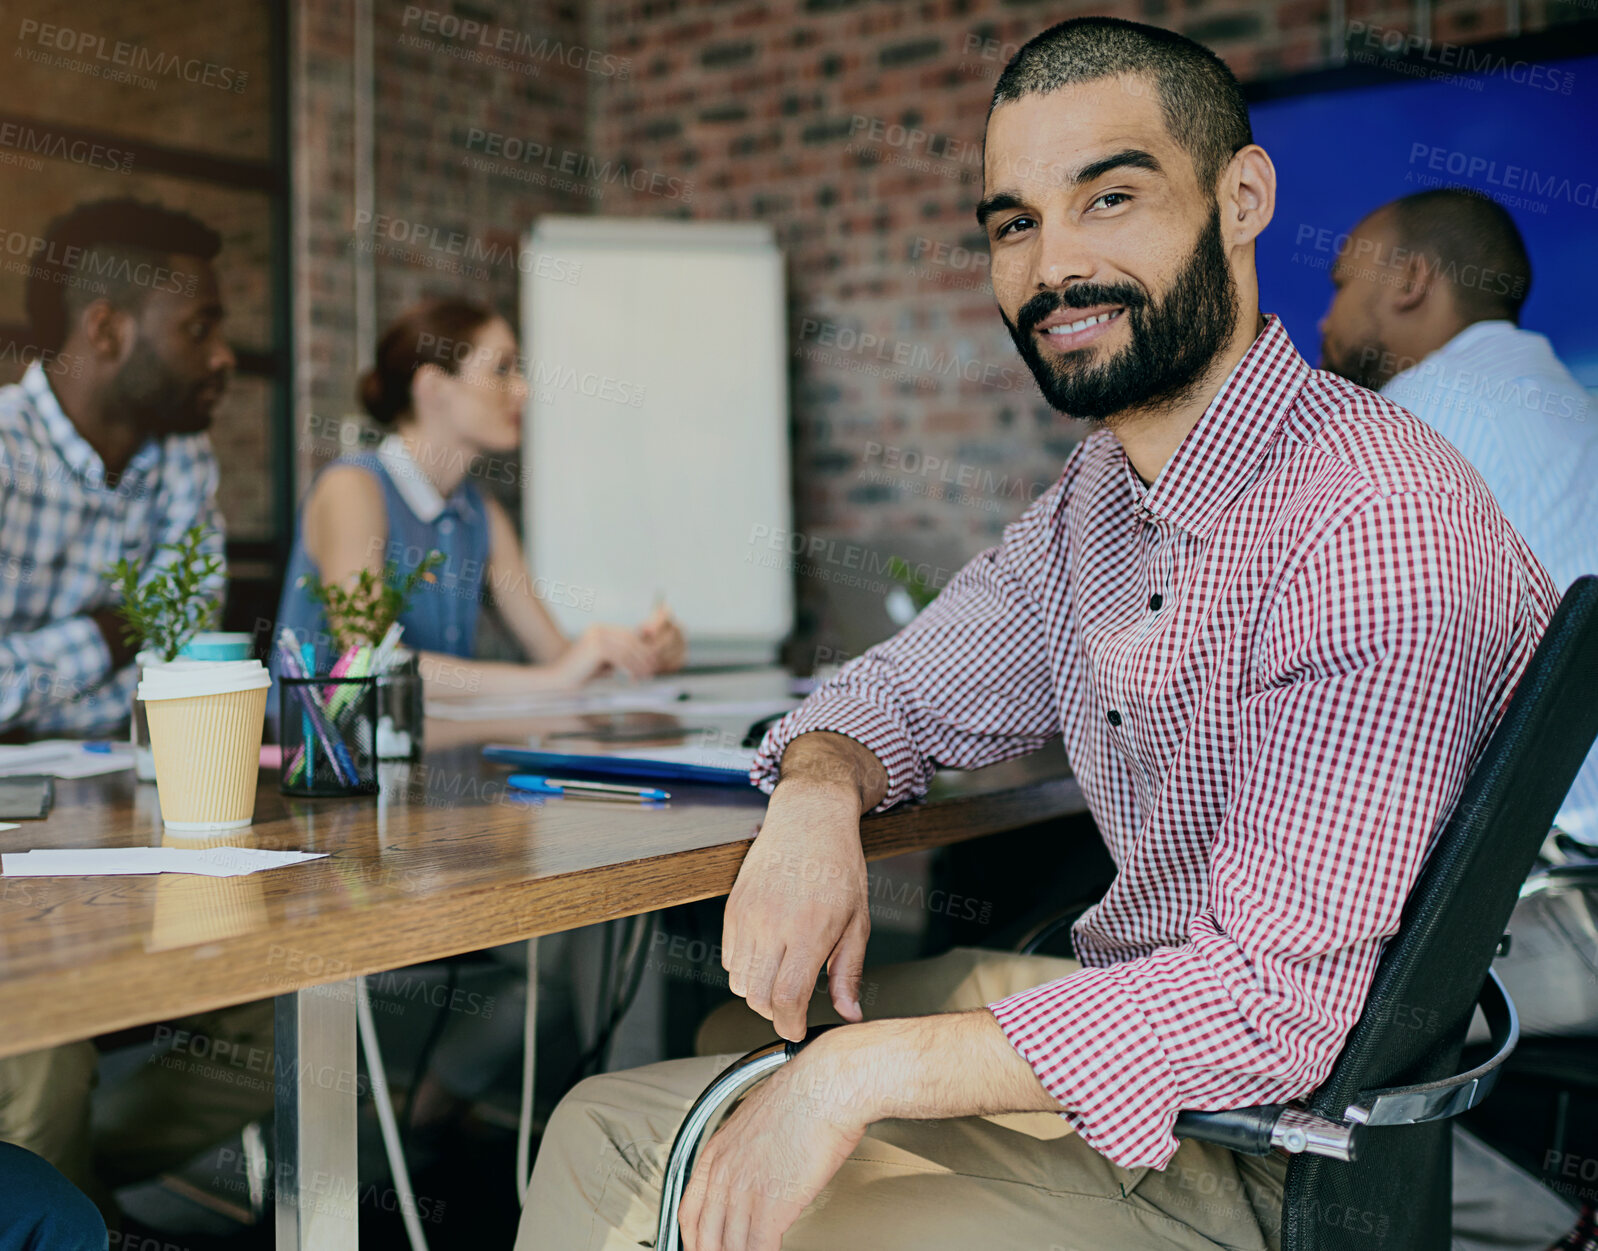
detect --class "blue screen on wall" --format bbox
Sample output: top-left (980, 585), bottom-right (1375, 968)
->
top-left (1249, 52), bottom-right (1598, 387)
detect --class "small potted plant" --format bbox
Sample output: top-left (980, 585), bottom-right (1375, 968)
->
top-left (296, 549), bottom-right (444, 652)
top-left (294, 550), bottom-right (444, 760)
top-left (105, 522), bottom-right (225, 663)
top-left (106, 523), bottom-right (227, 783)
top-left (105, 524), bottom-right (272, 828)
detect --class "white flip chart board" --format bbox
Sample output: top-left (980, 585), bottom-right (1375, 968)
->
top-left (521, 217), bottom-right (792, 662)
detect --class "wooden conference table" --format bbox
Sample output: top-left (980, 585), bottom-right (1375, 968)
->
top-left (0, 669), bottom-right (1084, 1248)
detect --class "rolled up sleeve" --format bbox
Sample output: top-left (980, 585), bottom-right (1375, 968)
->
top-left (751, 478), bottom-right (1073, 810)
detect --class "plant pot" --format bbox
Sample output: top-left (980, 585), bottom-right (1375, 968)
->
top-left (130, 649), bottom-right (163, 783)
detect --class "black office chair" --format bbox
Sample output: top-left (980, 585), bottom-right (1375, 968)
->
top-left (654, 576), bottom-right (1598, 1251)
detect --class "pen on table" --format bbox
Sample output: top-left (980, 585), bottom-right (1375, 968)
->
top-left (506, 774), bottom-right (670, 802)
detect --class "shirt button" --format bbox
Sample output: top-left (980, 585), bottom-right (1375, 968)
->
top-left (445, 625), bottom-right (460, 643)
top-left (1106, 709), bottom-right (1122, 727)
top-left (1149, 594), bottom-right (1163, 610)
top-left (439, 519), bottom-right (455, 536)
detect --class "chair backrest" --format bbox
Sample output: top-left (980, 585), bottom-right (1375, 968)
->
top-left (1282, 576), bottom-right (1598, 1251)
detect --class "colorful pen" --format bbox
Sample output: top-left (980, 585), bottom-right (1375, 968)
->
top-left (506, 774), bottom-right (670, 802)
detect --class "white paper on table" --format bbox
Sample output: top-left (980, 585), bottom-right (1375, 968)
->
top-left (0, 741), bottom-right (135, 779)
top-left (0, 847), bottom-right (329, 878)
top-left (0, 823), bottom-right (17, 832)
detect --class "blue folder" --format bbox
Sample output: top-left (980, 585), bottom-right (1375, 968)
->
top-left (481, 743), bottom-right (756, 787)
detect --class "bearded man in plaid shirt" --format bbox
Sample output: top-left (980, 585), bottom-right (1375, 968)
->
top-left (0, 200), bottom-right (277, 1230)
top-left (0, 198), bottom-right (230, 738)
top-left (519, 18), bottom-right (1559, 1251)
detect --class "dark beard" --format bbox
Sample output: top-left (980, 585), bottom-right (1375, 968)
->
top-left (106, 337), bottom-right (215, 435)
top-left (1002, 206), bottom-right (1240, 422)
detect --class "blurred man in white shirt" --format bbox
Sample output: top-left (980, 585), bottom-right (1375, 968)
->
top-left (1321, 187), bottom-right (1598, 1251)
top-left (1320, 187), bottom-right (1598, 842)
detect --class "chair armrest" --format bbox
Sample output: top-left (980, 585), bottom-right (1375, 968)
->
top-left (656, 1028), bottom-right (836, 1251)
top-left (1345, 967), bottom-right (1518, 1127)
top-left (1173, 1106), bottom-right (1285, 1156)
top-left (1174, 1106), bottom-right (1361, 1161)
top-left (1014, 900), bottom-right (1099, 956)
top-left (1172, 967), bottom-right (1519, 1166)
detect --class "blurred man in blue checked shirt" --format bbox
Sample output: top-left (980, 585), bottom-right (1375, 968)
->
top-left (0, 201), bottom-right (272, 1232)
top-left (0, 197), bottom-right (231, 738)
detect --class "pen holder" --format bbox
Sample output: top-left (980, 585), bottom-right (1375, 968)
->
top-left (375, 650), bottom-right (424, 761)
top-left (279, 676), bottom-right (379, 798)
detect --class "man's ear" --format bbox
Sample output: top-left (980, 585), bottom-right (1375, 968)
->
top-left (1221, 144), bottom-right (1276, 248)
top-left (78, 299), bottom-right (132, 363)
top-left (1393, 251), bottom-right (1438, 314)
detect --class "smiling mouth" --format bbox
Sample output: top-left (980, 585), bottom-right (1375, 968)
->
top-left (1041, 309), bottom-right (1122, 336)
top-left (1032, 307), bottom-right (1126, 353)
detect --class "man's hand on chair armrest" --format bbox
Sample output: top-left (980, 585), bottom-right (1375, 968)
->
top-left (679, 1010), bottom-right (1065, 1251)
top-left (723, 732), bottom-right (888, 1041)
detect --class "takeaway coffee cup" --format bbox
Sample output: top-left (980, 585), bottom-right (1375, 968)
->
top-left (138, 660), bottom-right (271, 831)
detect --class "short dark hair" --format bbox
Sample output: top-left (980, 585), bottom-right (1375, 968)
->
top-left (25, 198), bottom-right (222, 352)
top-left (1385, 188), bottom-right (1532, 323)
top-left (989, 17), bottom-right (1253, 194)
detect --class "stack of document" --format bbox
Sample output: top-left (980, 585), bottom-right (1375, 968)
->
top-left (0, 847), bottom-right (328, 877)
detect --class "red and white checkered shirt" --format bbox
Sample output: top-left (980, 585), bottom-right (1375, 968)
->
top-left (751, 316), bottom-right (1558, 1169)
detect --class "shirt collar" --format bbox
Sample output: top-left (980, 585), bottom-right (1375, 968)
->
top-left (1119, 314), bottom-right (1310, 538)
top-left (1385, 319), bottom-right (1516, 388)
top-left (376, 432), bottom-right (478, 526)
top-left (23, 361), bottom-right (105, 483)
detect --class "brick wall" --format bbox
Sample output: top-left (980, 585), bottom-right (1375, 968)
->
top-left (294, 0), bottom-right (593, 489)
top-left (16, 1), bottom-right (1571, 657)
top-left (0, 0), bottom-right (276, 543)
top-left (581, 0), bottom-right (1577, 658)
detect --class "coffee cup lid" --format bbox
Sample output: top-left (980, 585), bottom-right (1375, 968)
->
top-left (138, 659), bottom-right (271, 702)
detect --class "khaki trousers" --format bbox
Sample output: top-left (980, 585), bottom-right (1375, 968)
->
top-left (519, 948), bottom-right (1286, 1250)
top-left (0, 998), bottom-right (275, 1217)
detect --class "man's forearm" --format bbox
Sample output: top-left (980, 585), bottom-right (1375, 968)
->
top-left (788, 1010), bottom-right (1065, 1129)
top-left (775, 730), bottom-right (890, 815)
